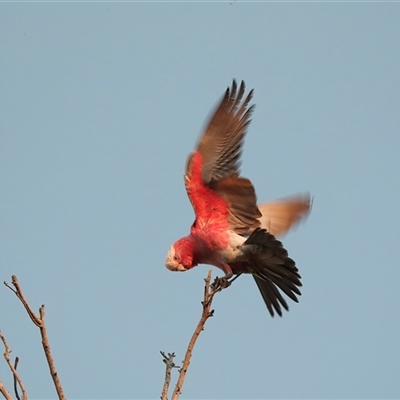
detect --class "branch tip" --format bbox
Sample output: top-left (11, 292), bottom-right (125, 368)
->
top-left (3, 275), bottom-right (66, 400)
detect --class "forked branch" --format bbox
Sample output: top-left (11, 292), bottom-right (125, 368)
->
top-left (160, 351), bottom-right (179, 400)
top-left (160, 270), bottom-right (221, 400)
top-left (3, 275), bottom-right (66, 400)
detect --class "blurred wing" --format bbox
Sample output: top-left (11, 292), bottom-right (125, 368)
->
top-left (258, 194), bottom-right (312, 237)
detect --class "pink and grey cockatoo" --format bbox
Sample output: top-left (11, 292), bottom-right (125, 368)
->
top-left (165, 80), bottom-right (311, 316)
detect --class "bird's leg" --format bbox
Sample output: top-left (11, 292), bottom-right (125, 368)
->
top-left (212, 265), bottom-right (236, 291)
top-left (227, 273), bottom-right (242, 285)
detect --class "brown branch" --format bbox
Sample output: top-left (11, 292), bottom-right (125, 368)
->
top-left (4, 275), bottom-right (66, 400)
top-left (4, 277), bottom-right (41, 327)
top-left (0, 331), bottom-right (27, 400)
top-left (160, 351), bottom-right (179, 400)
top-left (171, 270), bottom-right (220, 400)
top-left (0, 379), bottom-right (13, 400)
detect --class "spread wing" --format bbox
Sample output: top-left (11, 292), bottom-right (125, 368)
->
top-left (185, 80), bottom-right (261, 234)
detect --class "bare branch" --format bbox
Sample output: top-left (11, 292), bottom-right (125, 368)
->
top-left (171, 270), bottom-right (220, 400)
top-left (4, 275), bottom-right (66, 400)
top-left (160, 351), bottom-right (179, 400)
top-left (4, 276), bottom-right (41, 327)
top-left (0, 331), bottom-right (27, 400)
top-left (0, 379), bottom-right (13, 400)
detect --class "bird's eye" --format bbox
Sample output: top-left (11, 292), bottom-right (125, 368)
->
top-left (173, 255), bottom-right (178, 261)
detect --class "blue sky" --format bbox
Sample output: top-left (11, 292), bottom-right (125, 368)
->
top-left (1, 3), bottom-right (400, 399)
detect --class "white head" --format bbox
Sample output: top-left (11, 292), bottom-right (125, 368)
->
top-left (165, 244), bottom-right (189, 272)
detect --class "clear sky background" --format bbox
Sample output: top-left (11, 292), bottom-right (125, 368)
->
top-left (1, 2), bottom-right (400, 399)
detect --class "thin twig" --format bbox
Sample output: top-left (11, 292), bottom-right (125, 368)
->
top-left (0, 331), bottom-right (27, 400)
top-left (160, 351), bottom-right (179, 400)
top-left (4, 275), bottom-right (66, 400)
top-left (14, 357), bottom-right (21, 400)
top-left (171, 270), bottom-right (220, 400)
top-left (4, 277), bottom-right (41, 327)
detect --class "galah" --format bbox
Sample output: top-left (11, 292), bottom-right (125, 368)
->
top-left (165, 80), bottom-right (311, 317)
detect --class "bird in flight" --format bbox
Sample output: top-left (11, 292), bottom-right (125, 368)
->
top-left (165, 80), bottom-right (311, 316)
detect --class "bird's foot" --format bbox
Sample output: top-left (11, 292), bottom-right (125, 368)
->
top-left (212, 276), bottom-right (232, 291)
